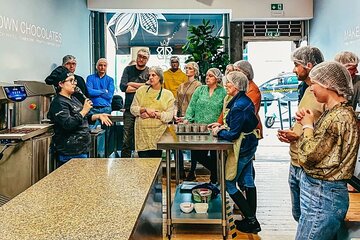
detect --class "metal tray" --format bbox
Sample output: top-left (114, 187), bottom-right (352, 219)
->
top-left (176, 131), bottom-right (210, 135)
top-left (0, 124), bottom-right (53, 141)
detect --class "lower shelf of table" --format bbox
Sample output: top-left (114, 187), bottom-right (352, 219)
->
top-left (171, 184), bottom-right (223, 224)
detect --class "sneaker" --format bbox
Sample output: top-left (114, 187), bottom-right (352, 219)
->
top-left (235, 217), bottom-right (261, 234)
top-left (185, 172), bottom-right (196, 181)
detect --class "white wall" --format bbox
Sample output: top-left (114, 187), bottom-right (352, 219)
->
top-left (248, 41), bottom-right (295, 86)
top-left (310, 0), bottom-right (360, 60)
top-left (0, 0), bottom-right (91, 83)
top-left (87, 0), bottom-right (313, 21)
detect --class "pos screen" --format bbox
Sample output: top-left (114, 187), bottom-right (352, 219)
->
top-left (3, 86), bottom-right (27, 102)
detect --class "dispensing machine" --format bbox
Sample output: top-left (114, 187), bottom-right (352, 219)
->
top-left (0, 82), bottom-right (53, 206)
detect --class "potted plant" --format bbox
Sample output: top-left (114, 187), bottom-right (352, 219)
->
top-left (182, 19), bottom-right (230, 82)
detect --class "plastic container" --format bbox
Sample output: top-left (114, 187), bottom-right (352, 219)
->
top-left (194, 203), bottom-right (208, 213)
top-left (180, 202), bottom-right (194, 213)
top-left (192, 188), bottom-right (212, 203)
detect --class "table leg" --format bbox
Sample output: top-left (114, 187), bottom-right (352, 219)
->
top-left (175, 150), bottom-right (179, 185)
top-left (220, 150), bottom-right (227, 238)
top-left (166, 149), bottom-right (172, 238)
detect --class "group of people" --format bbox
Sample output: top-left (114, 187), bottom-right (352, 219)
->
top-left (44, 46), bottom-right (359, 238)
top-left (277, 47), bottom-right (359, 240)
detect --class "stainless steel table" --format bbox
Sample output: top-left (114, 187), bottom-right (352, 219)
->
top-left (157, 125), bottom-right (233, 239)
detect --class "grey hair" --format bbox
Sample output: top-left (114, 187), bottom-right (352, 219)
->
top-left (186, 62), bottom-right (199, 77)
top-left (226, 71), bottom-right (249, 92)
top-left (96, 58), bottom-right (107, 67)
top-left (149, 66), bottom-right (164, 84)
top-left (334, 51), bottom-right (359, 67)
top-left (137, 48), bottom-right (150, 57)
top-left (62, 55), bottom-right (76, 65)
top-left (234, 60), bottom-right (254, 80)
top-left (291, 46), bottom-right (324, 68)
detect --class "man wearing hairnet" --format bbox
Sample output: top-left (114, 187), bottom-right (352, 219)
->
top-left (62, 55), bottom-right (89, 104)
top-left (163, 56), bottom-right (187, 98)
top-left (334, 51), bottom-right (360, 111)
top-left (294, 61), bottom-right (359, 240)
top-left (277, 46), bottom-right (326, 223)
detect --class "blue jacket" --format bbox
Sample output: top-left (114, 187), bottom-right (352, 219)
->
top-left (218, 91), bottom-right (259, 156)
top-left (86, 73), bottom-right (115, 107)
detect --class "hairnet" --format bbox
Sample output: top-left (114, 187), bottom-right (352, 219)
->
top-left (309, 61), bottom-right (353, 99)
top-left (149, 66), bottom-right (164, 84)
top-left (186, 62), bottom-right (199, 77)
top-left (334, 51), bottom-right (359, 68)
top-left (225, 64), bottom-right (235, 76)
top-left (170, 56), bottom-right (180, 63)
top-left (291, 46), bottom-right (324, 68)
top-left (233, 60), bottom-right (254, 80)
top-left (207, 68), bottom-right (223, 82)
top-left (226, 71), bottom-right (248, 91)
top-left (62, 55), bottom-right (76, 65)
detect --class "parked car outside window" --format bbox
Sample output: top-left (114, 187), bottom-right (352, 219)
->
top-left (259, 73), bottom-right (299, 106)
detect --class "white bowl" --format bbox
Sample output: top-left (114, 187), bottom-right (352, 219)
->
top-left (194, 203), bottom-right (208, 213)
top-left (180, 202), bottom-right (194, 213)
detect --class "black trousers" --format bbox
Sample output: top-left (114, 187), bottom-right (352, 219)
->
top-left (121, 110), bottom-right (135, 157)
top-left (191, 150), bottom-right (217, 182)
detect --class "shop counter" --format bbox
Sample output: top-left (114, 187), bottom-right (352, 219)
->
top-left (0, 158), bottom-right (162, 240)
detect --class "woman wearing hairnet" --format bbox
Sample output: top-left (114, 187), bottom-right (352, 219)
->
top-left (211, 71), bottom-right (261, 233)
top-left (174, 61), bottom-right (202, 178)
top-left (334, 51), bottom-right (360, 111)
top-left (184, 68), bottom-right (226, 182)
top-left (130, 66), bottom-right (175, 158)
top-left (295, 61), bottom-right (359, 240)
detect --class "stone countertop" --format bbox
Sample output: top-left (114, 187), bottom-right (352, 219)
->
top-left (0, 158), bottom-right (161, 240)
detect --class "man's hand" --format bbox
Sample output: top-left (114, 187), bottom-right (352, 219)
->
top-left (125, 85), bottom-right (137, 93)
top-left (277, 129), bottom-right (299, 143)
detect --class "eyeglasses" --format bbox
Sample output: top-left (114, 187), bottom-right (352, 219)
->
top-left (137, 54), bottom-right (149, 60)
top-left (63, 79), bottom-right (77, 84)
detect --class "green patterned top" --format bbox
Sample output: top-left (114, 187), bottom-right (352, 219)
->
top-left (298, 103), bottom-right (359, 180)
top-left (185, 85), bottom-right (226, 124)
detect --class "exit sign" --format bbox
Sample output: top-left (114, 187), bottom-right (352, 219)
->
top-left (271, 3), bottom-right (284, 10)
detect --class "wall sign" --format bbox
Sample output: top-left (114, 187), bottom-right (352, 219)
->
top-left (0, 14), bottom-right (62, 47)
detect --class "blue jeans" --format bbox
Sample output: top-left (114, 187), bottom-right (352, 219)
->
top-left (295, 171), bottom-right (349, 240)
top-left (89, 106), bottom-right (112, 129)
top-left (58, 153), bottom-right (88, 166)
top-left (226, 147), bottom-right (257, 195)
top-left (289, 164), bottom-right (302, 222)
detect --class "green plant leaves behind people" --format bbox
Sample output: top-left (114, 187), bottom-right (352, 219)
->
top-left (182, 19), bottom-right (229, 83)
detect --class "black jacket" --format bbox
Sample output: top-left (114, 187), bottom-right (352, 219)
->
top-left (48, 94), bottom-right (92, 156)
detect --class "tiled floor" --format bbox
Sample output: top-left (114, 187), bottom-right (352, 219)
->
top-left (163, 161), bottom-right (297, 240)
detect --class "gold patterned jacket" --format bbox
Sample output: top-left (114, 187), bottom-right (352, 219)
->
top-left (298, 103), bottom-right (359, 180)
